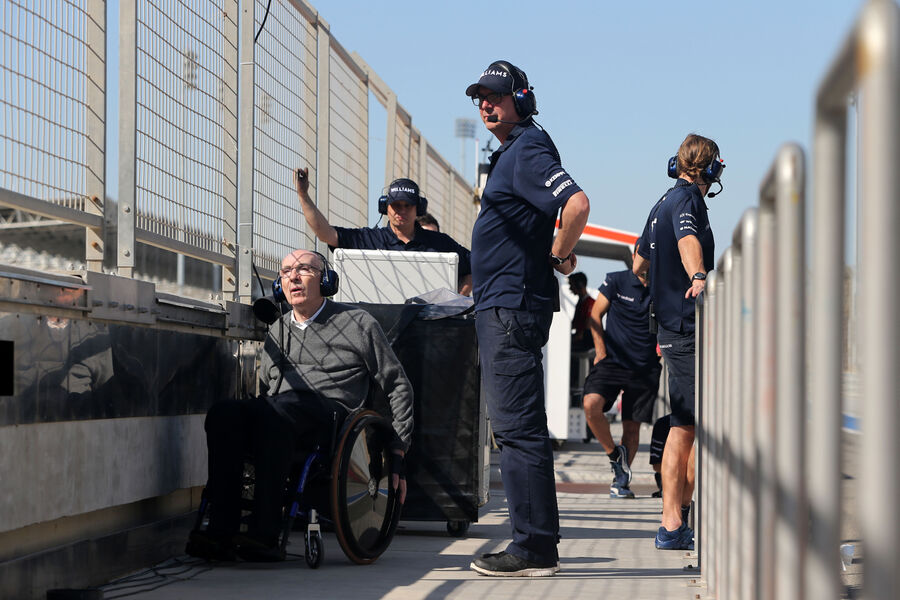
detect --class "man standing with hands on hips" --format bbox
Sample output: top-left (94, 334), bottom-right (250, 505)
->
top-left (465, 60), bottom-right (590, 577)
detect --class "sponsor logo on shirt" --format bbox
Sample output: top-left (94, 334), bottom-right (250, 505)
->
top-left (616, 293), bottom-right (635, 302)
top-left (544, 171), bottom-right (566, 187)
top-left (551, 179), bottom-right (574, 197)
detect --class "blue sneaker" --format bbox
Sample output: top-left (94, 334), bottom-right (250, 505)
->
top-left (655, 523), bottom-right (694, 550)
top-left (609, 444), bottom-right (632, 487)
top-left (610, 481), bottom-right (635, 498)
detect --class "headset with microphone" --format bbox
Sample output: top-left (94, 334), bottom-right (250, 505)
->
top-left (377, 178), bottom-right (428, 216)
top-left (475, 60), bottom-right (538, 125)
top-left (667, 155), bottom-right (726, 197)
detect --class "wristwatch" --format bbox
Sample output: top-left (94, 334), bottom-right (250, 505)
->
top-left (691, 272), bottom-right (707, 281)
top-left (550, 252), bottom-right (571, 266)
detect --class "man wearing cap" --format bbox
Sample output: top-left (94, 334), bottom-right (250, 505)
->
top-left (294, 168), bottom-right (472, 295)
top-left (465, 60), bottom-right (590, 577)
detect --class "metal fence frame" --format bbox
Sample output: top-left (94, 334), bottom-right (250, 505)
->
top-left (0, 0), bottom-right (474, 303)
top-left (0, 0), bottom-right (106, 271)
top-left (698, 143), bottom-right (807, 600)
top-left (697, 1), bottom-right (899, 598)
top-left (812, 2), bottom-right (900, 599)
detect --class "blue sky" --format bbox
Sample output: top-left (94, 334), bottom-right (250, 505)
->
top-left (320, 0), bottom-right (866, 284)
top-left (100, 0), bottom-right (868, 286)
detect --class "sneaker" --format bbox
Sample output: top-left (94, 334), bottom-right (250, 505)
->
top-left (609, 444), bottom-right (632, 489)
top-left (655, 523), bottom-right (694, 550)
top-left (470, 551), bottom-right (559, 577)
top-left (234, 533), bottom-right (285, 562)
top-left (610, 482), bottom-right (636, 498)
top-left (185, 530), bottom-right (236, 561)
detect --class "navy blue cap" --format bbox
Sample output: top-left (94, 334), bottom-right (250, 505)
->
top-left (465, 61), bottom-right (525, 97)
top-left (386, 178), bottom-right (422, 204)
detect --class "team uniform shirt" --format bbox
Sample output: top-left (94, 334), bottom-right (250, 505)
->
top-left (597, 269), bottom-right (657, 371)
top-left (333, 223), bottom-right (472, 278)
top-left (472, 123), bottom-right (582, 312)
top-left (637, 179), bottom-right (714, 333)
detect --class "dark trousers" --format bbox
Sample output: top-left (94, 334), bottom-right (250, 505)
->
top-left (204, 392), bottom-right (342, 541)
top-left (476, 307), bottom-right (559, 563)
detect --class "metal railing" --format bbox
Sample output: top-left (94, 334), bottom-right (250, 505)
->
top-left (0, 0), bottom-right (474, 301)
top-left (696, 1), bottom-right (899, 598)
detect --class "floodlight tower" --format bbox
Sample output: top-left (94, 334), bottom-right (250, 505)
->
top-left (454, 118), bottom-right (477, 182)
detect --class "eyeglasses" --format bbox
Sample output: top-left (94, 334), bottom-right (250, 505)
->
top-left (471, 92), bottom-right (507, 107)
top-left (280, 264), bottom-right (322, 278)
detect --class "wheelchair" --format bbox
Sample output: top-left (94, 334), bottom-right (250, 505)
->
top-left (190, 409), bottom-right (403, 568)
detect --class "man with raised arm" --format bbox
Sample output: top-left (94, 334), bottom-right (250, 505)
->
top-left (294, 168), bottom-right (472, 295)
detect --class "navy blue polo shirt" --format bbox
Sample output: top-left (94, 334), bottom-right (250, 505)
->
top-left (333, 223), bottom-right (472, 277)
top-left (598, 269), bottom-right (657, 371)
top-left (637, 179), bottom-right (714, 333)
top-left (471, 123), bottom-right (582, 311)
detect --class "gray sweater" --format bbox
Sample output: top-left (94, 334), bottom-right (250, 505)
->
top-left (259, 300), bottom-right (413, 451)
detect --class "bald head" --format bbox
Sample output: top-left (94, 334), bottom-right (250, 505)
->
top-left (282, 249), bottom-right (325, 272)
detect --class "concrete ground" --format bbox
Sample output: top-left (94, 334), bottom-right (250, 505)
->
top-left (95, 423), bottom-right (701, 600)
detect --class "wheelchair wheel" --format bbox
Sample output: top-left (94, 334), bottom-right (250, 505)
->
top-left (305, 531), bottom-right (324, 569)
top-left (330, 410), bottom-right (402, 565)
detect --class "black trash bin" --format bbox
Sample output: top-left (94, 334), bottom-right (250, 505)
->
top-left (355, 303), bottom-right (488, 537)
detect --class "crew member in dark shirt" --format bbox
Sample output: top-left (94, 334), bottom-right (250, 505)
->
top-left (465, 59), bottom-right (590, 577)
top-left (633, 133), bottom-right (725, 550)
top-left (294, 168), bottom-right (472, 295)
top-left (582, 254), bottom-right (660, 498)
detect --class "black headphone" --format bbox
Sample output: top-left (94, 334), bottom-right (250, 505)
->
top-left (272, 250), bottom-right (339, 300)
top-left (377, 178), bottom-right (428, 216)
top-left (667, 155), bottom-right (726, 183)
top-left (491, 60), bottom-right (538, 119)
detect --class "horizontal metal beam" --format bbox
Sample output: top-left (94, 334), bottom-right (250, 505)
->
top-left (0, 187), bottom-right (103, 230)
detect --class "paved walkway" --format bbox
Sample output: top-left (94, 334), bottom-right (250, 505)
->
top-left (99, 424), bottom-right (699, 599)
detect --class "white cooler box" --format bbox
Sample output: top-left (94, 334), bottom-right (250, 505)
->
top-left (331, 249), bottom-right (458, 303)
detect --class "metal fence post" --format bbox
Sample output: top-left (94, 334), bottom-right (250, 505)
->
top-left (315, 18), bottom-right (332, 256)
top-left (85, 0), bottom-right (106, 272)
top-left (755, 195), bottom-right (777, 600)
top-left (715, 247), bottom-right (733, 598)
top-left (727, 238), bottom-right (743, 600)
top-left (763, 143), bottom-right (807, 600)
top-left (236, 0), bottom-right (255, 303)
top-left (117, 0), bottom-right (137, 277)
top-left (856, 2), bottom-right (900, 598)
top-left (739, 208), bottom-right (759, 600)
top-left (696, 274), bottom-right (711, 572)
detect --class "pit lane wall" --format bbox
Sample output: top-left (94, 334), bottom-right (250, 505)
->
top-left (0, 267), bottom-right (262, 598)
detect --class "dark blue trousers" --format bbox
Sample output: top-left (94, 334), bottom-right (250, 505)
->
top-left (476, 307), bottom-right (559, 563)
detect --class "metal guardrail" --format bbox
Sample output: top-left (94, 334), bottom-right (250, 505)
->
top-left (0, 0), bottom-right (473, 302)
top-left (697, 1), bottom-right (899, 598)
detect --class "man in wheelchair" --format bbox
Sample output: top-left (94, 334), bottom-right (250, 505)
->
top-left (187, 249), bottom-right (413, 562)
